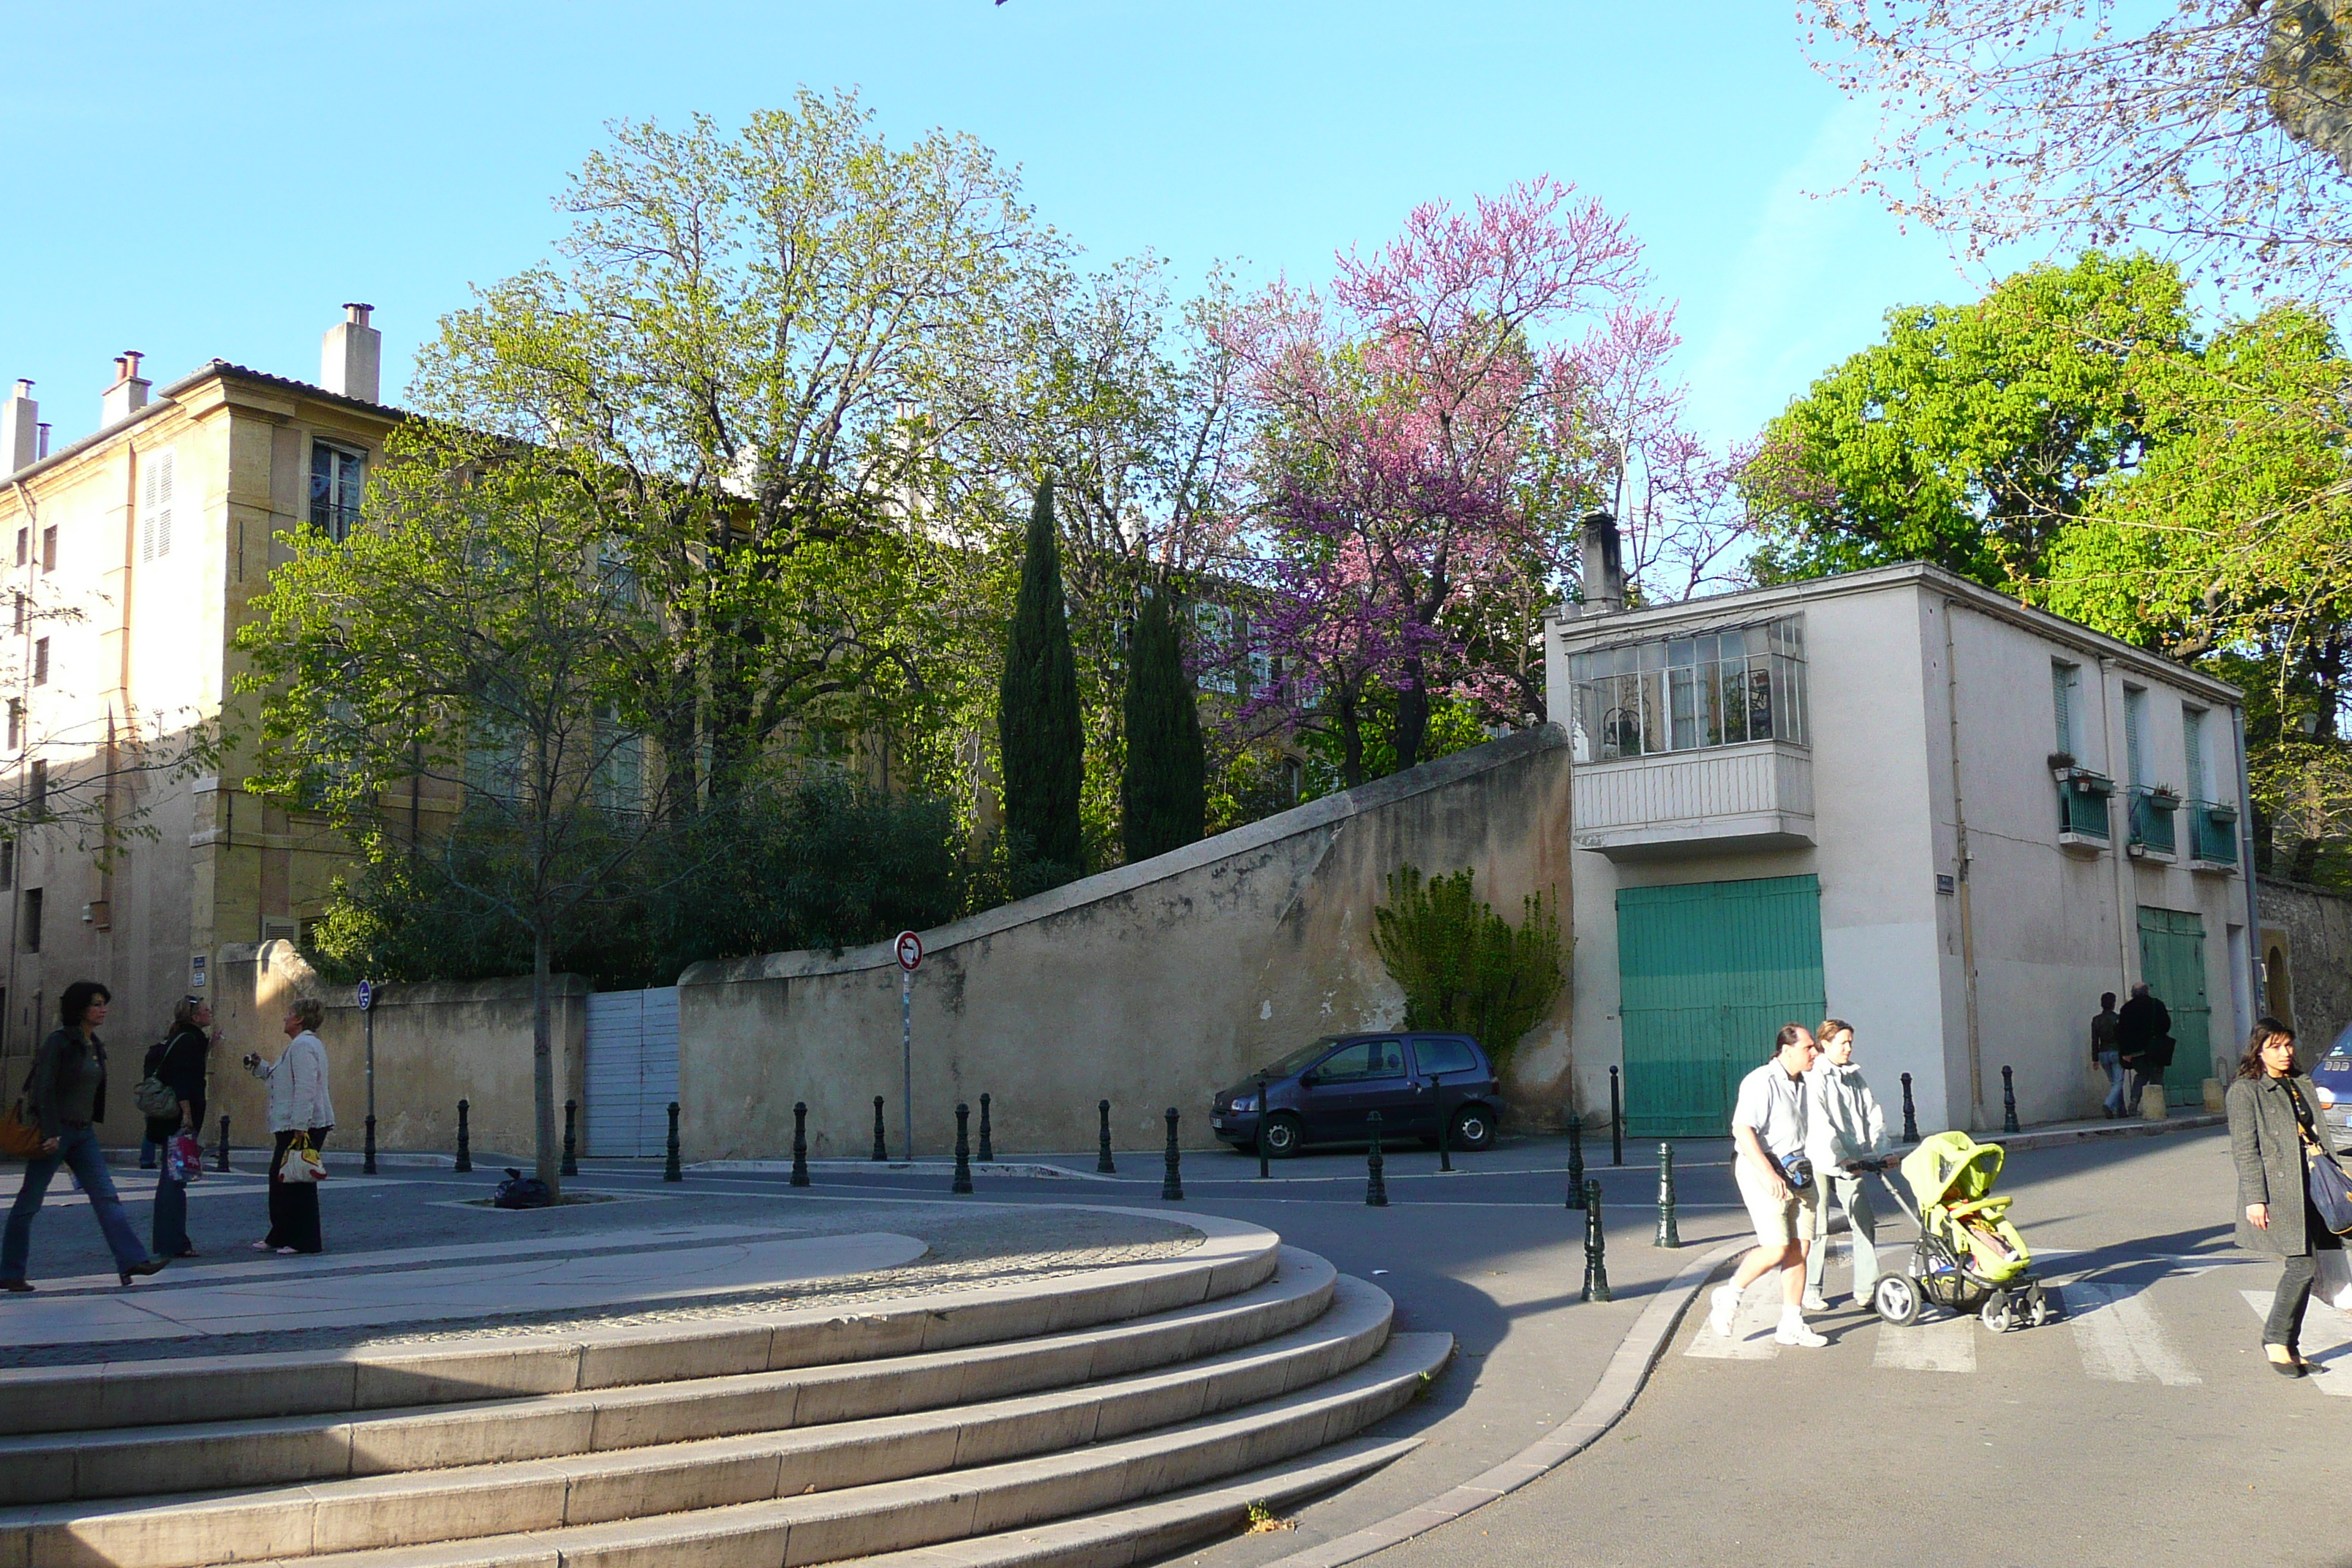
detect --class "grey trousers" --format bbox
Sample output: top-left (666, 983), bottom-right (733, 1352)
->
top-left (1806, 1170), bottom-right (1880, 1300)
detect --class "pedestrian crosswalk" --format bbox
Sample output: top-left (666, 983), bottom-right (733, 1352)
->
top-left (1684, 1246), bottom-right (2233, 1387)
top-left (2240, 1291), bottom-right (2352, 1395)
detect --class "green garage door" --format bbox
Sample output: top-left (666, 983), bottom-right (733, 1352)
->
top-left (1616, 875), bottom-right (1827, 1138)
top-left (2137, 906), bottom-right (2212, 1108)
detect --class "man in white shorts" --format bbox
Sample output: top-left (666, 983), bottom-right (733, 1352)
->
top-left (1709, 1022), bottom-right (1828, 1348)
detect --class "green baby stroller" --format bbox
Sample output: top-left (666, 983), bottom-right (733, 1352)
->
top-left (1869, 1131), bottom-right (2059, 1333)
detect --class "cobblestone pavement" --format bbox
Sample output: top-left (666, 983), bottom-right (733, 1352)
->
top-left (0, 1202), bottom-right (1199, 1369)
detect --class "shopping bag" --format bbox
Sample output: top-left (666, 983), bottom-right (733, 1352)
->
top-left (2316, 1245), bottom-right (2352, 1313)
top-left (278, 1134), bottom-right (328, 1184)
top-left (165, 1131), bottom-right (206, 1184)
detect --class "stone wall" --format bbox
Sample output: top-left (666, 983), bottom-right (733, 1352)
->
top-left (676, 726), bottom-right (1576, 1161)
top-left (201, 942), bottom-right (588, 1162)
top-left (2257, 880), bottom-right (2352, 1058)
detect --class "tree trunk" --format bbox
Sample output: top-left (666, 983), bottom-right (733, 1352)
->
top-left (1393, 662), bottom-right (1430, 774)
top-left (532, 923), bottom-right (560, 1200)
top-left (1338, 689), bottom-right (1365, 788)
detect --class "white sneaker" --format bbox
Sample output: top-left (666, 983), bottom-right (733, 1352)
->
top-left (1708, 1284), bottom-right (1738, 1339)
top-left (1775, 1313), bottom-right (1828, 1348)
top-left (1801, 1292), bottom-right (1831, 1311)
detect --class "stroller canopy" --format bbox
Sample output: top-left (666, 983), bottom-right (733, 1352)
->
top-left (1901, 1131), bottom-right (2006, 1213)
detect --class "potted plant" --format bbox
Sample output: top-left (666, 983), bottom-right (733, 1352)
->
top-left (2146, 783), bottom-right (2182, 810)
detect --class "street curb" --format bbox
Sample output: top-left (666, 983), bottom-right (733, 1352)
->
top-left (1250, 1237), bottom-right (1748, 1568)
top-left (687, 1158), bottom-right (1119, 1182)
top-left (1994, 1112), bottom-right (2223, 1152)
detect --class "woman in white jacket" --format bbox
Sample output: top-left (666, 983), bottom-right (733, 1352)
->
top-left (244, 998), bottom-right (336, 1254)
top-left (1803, 1018), bottom-right (1890, 1311)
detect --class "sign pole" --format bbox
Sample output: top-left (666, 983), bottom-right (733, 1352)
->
top-left (894, 932), bottom-right (923, 1159)
top-left (358, 979), bottom-right (377, 1176)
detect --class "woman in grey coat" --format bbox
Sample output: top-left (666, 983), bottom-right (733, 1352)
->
top-left (2226, 1017), bottom-right (2347, 1376)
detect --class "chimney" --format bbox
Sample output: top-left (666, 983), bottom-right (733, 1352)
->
top-left (321, 303), bottom-right (381, 403)
top-left (1, 380), bottom-right (34, 474)
top-left (1578, 510), bottom-right (1626, 615)
top-left (101, 351), bottom-right (150, 426)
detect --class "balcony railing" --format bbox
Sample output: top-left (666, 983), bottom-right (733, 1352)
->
top-left (2189, 799), bottom-right (2240, 867)
top-left (2055, 768), bottom-right (2113, 849)
top-left (2127, 786), bottom-right (2179, 858)
top-left (1569, 739), bottom-right (1813, 861)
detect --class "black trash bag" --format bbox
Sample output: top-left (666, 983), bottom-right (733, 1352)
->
top-left (493, 1167), bottom-right (553, 1209)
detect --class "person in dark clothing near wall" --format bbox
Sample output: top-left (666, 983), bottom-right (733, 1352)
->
top-left (145, 998), bottom-right (213, 1260)
top-left (1, 981), bottom-right (170, 1291)
top-left (2093, 992), bottom-right (2125, 1118)
top-left (2116, 983), bottom-right (2174, 1115)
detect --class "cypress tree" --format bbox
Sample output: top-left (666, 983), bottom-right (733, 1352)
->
top-left (998, 478), bottom-right (1085, 875)
top-left (1121, 589), bottom-right (1205, 862)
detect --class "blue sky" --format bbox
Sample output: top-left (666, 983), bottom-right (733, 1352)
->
top-left (0, 1), bottom-right (2011, 453)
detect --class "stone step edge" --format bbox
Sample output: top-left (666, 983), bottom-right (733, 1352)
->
top-left (849, 1435), bottom-right (1425, 1568)
top-left (10, 1280), bottom-right (1395, 1568)
top-left (0, 1211), bottom-right (1279, 1437)
top-left (0, 1256), bottom-right (1351, 1514)
top-left (153, 1332), bottom-right (1453, 1568)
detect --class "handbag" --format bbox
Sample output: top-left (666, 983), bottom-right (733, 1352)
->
top-left (0, 1098), bottom-right (39, 1160)
top-left (278, 1133), bottom-right (328, 1184)
top-left (132, 1074), bottom-right (180, 1120)
top-left (2308, 1150), bottom-right (2352, 1237)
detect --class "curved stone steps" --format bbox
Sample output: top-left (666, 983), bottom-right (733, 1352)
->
top-left (0, 1250), bottom-right (1338, 1509)
top-left (7, 1275), bottom-right (1395, 1568)
top-left (0, 1218), bottom-right (1283, 1438)
top-left (214, 1331), bottom-right (1452, 1568)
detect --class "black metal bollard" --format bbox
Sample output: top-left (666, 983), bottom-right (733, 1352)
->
top-left (455, 1099), bottom-right (472, 1173)
top-left (216, 1113), bottom-right (231, 1173)
top-left (2002, 1065), bottom-right (2020, 1134)
top-left (1433, 1070), bottom-right (1453, 1174)
top-left (872, 1096), bottom-right (889, 1162)
top-left (1256, 1077), bottom-right (1270, 1180)
top-left (1901, 1071), bottom-right (1921, 1142)
top-left (1365, 1110), bottom-right (1389, 1207)
top-left (1566, 1118), bottom-right (1586, 1209)
top-left (978, 1093), bottom-right (994, 1164)
top-left (663, 1101), bottom-right (682, 1182)
top-left (1098, 1099), bottom-right (1116, 1173)
top-left (791, 1101), bottom-right (811, 1188)
top-left (952, 1103), bottom-right (974, 1194)
top-left (561, 1100), bottom-right (578, 1177)
top-left (1581, 1179), bottom-right (1612, 1301)
top-left (363, 1114), bottom-right (377, 1176)
top-left (1609, 1066), bottom-right (1624, 1166)
top-left (1654, 1142), bottom-right (1681, 1248)
top-left (1161, 1108), bottom-right (1184, 1200)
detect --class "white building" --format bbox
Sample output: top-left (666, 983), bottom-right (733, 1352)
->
top-left (1546, 532), bottom-right (2257, 1139)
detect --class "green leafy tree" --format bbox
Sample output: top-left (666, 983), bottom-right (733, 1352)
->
top-left (1371, 865), bottom-right (1565, 1071)
top-left (998, 479), bottom-right (1085, 876)
top-left (238, 427), bottom-right (697, 1199)
top-left (1120, 590), bottom-right (1205, 862)
top-left (1746, 252), bottom-right (2193, 589)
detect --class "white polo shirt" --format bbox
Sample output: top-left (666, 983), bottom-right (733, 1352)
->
top-left (1732, 1060), bottom-right (1809, 1163)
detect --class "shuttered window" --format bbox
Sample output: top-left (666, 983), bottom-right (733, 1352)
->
top-left (2183, 706), bottom-right (2206, 799)
top-left (2051, 662), bottom-right (2080, 755)
top-left (2123, 685), bottom-right (2146, 786)
top-left (140, 448), bottom-right (174, 561)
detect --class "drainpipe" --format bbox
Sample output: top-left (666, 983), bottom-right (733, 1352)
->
top-left (2100, 657), bottom-right (2134, 1000)
top-left (1942, 599), bottom-right (1986, 1128)
top-left (2234, 704), bottom-right (2261, 1040)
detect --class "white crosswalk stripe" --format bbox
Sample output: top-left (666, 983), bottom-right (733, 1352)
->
top-left (1872, 1314), bottom-right (1976, 1373)
top-left (2066, 1282), bottom-right (2200, 1385)
top-left (2240, 1291), bottom-right (2352, 1393)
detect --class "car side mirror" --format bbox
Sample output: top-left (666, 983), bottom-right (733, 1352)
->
top-left (1298, 1073), bottom-right (1319, 1089)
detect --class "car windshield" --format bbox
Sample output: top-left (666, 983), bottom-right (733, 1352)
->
top-left (1256, 1037), bottom-right (1343, 1078)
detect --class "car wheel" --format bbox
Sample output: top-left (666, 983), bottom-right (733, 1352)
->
top-left (1259, 1112), bottom-right (1305, 1159)
top-left (1448, 1106), bottom-right (1496, 1153)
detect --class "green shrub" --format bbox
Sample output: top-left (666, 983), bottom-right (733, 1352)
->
top-left (1371, 865), bottom-right (1566, 1071)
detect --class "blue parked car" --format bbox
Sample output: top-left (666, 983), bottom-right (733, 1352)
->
top-left (2311, 1025), bottom-right (2352, 1149)
top-left (1210, 1032), bottom-right (1501, 1158)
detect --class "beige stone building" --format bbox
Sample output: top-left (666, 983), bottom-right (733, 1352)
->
top-left (0, 307), bottom-right (399, 1079)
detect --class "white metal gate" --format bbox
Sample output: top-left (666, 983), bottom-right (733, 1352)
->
top-left (584, 987), bottom-right (680, 1157)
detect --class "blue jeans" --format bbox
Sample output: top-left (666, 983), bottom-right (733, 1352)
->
top-left (3, 1125), bottom-right (151, 1278)
top-left (2099, 1052), bottom-right (2126, 1115)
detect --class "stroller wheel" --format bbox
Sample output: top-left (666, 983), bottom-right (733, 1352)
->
top-left (1980, 1289), bottom-right (2016, 1334)
top-left (1873, 1273), bottom-right (1923, 1327)
top-left (2027, 1281), bottom-right (2058, 1327)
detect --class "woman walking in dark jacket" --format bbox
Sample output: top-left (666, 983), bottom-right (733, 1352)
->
top-left (145, 998), bottom-right (213, 1259)
top-left (1, 981), bottom-right (170, 1291)
top-left (2227, 1017), bottom-right (2348, 1376)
